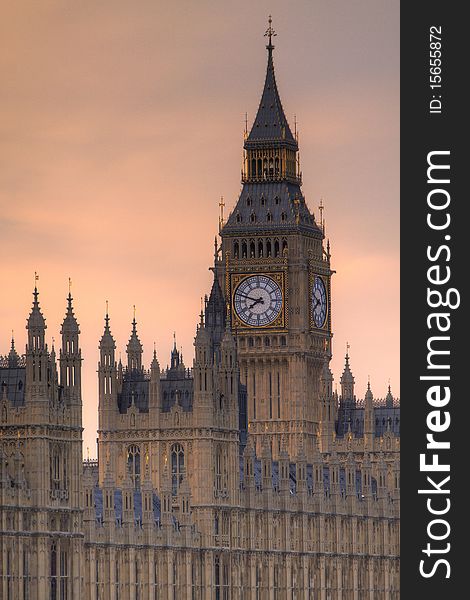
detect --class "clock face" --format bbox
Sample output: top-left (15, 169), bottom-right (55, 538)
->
top-left (312, 275), bottom-right (327, 328)
top-left (233, 275), bottom-right (283, 327)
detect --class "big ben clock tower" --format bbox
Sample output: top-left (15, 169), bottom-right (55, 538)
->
top-left (218, 18), bottom-right (333, 458)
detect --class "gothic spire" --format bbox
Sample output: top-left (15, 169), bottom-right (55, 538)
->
top-left (8, 334), bottom-right (19, 368)
top-left (26, 280), bottom-right (46, 351)
top-left (61, 287), bottom-right (80, 336)
top-left (385, 383), bottom-right (394, 408)
top-left (245, 16), bottom-right (297, 150)
top-left (99, 303), bottom-right (115, 350)
top-left (340, 344), bottom-right (355, 401)
top-left (126, 307), bottom-right (143, 371)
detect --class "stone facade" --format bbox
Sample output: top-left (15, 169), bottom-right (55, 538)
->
top-left (0, 24), bottom-right (399, 600)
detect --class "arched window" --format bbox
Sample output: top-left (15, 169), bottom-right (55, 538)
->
top-left (250, 241), bottom-right (255, 257)
top-left (242, 241), bottom-right (247, 258)
top-left (258, 240), bottom-right (263, 257)
top-left (251, 158), bottom-right (256, 178)
top-left (281, 212), bottom-right (287, 222)
top-left (50, 542), bottom-right (57, 600)
top-left (233, 242), bottom-right (239, 259)
top-left (250, 213), bottom-right (256, 223)
top-left (236, 213), bottom-right (242, 223)
top-left (171, 443), bottom-right (185, 495)
top-left (50, 445), bottom-right (62, 492)
top-left (59, 547), bottom-right (68, 600)
top-left (263, 158), bottom-right (268, 178)
top-left (274, 240), bottom-right (280, 257)
top-left (266, 239), bottom-right (272, 256)
top-left (257, 159), bottom-right (262, 177)
top-left (282, 239), bottom-right (288, 253)
top-left (269, 157), bottom-right (274, 177)
top-left (267, 212), bottom-right (272, 223)
top-left (215, 447), bottom-right (222, 493)
top-left (275, 157), bottom-right (280, 176)
top-left (127, 445), bottom-right (141, 488)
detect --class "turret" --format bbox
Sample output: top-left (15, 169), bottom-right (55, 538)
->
top-left (218, 313), bottom-right (239, 428)
top-left (126, 310), bottom-right (143, 372)
top-left (364, 381), bottom-right (375, 450)
top-left (340, 347), bottom-right (355, 403)
top-left (204, 272), bottom-right (226, 352)
top-left (98, 308), bottom-right (118, 439)
top-left (319, 358), bottom-right (335, 451)
top-left (59, 291), bottom-right (82, 410)
top-left (149, 344), bottom-right (161, 415)
top-left (26, 285), bottom-right (46, 352)
top-left (25, 285), bottom-right (48, 401)
top-left (193, 310), bottom-right (214, 421)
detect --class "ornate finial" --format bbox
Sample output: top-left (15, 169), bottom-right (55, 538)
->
top-left (105, 300), bottom-right (109, 327)
top-left (264, 15), bottom-right (276, 52)
top-left (199, 304), bottom-right (204, 326)
top-left (219, 196), bottom-right (225, 231)
top-left (346, 341), bottom-right (350, 355)
top-left (244, 112), bottom-right (248, 136)
top-left (133, 304), bottom-right (136, 321)
top-left (68, 277), bottom-right (72, 295)
top-left (319, 198), bottom-right (325, 231)
top-left (33, 272), bottom-right (39, 303)
top-left (173, 331), bottom-right (177, 350)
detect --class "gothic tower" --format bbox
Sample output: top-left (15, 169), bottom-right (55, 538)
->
top-left (219, 20), bottom-right (333, 458)
top-left (0, 286), bottom-right (84, 599)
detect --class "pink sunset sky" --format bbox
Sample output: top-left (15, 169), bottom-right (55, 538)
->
top-left (0, 0), bottom-right (399, 456)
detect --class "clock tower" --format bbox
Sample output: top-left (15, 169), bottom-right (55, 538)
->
top-left (217, 18), bottom-right (333, 458)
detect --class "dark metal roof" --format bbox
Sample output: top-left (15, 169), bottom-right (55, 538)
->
top-left (245, 46), bottom-right (297, 150)
top-left (118, 373), bottom-right (150, 414)
top-left (0, 366), bottom-right (26, 407)
top-left (223, 181), bottom-right (321, 236)
top-left (336, 405), bottom-right (400, 438)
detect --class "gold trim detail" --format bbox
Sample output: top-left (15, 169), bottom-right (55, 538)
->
top-left (230, 272), bottom-right (286, 331)
top-left (309, 272), bottom-right (329, 331)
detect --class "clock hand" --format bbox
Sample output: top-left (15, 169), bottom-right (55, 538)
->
top-left (248, 298), bottom-right (265, 309)
top-left (236, 293), bottom-right (264, 302)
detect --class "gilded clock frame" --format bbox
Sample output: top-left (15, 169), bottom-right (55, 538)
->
top-left (309, 272), bottom-right (330, 331)
top-left (230, 271), bottom-right (286, 331)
